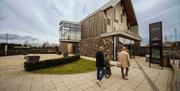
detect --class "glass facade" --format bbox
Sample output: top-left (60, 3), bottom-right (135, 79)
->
top-left (118, 36), bottom-right (136, 57)
top-left (119, 37), bottom-right (135, 44)
top-left (59, 21), bottom-right (81, 41)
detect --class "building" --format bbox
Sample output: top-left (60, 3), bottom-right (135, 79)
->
top-left (80, 0), bottom-right (141, 60)
top-left (59, 20), bottom-right (81, 54)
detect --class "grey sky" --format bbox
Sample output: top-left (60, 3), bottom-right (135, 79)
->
top-left (133, 0), bottom-right (180, 45)
top-left (0, 0), bottom-right (180, 45)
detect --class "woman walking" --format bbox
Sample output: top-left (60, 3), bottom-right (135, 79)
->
top-left (117, 47), bottom-right (131, 80)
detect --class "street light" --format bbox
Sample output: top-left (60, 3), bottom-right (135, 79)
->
top-left (174, 28), bottom-right (177, 41)
top-left (5, 33), bottom-right (8, 56)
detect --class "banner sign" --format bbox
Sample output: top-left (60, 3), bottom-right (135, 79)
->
top-left (149, 22), bottom-right (163, 69)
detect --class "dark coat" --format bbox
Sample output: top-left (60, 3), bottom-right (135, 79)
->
top-left (95, 51), bottom-right (105, 68)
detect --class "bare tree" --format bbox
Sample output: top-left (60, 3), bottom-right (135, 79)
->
top-left (42, 42), bottom-right (49, 48)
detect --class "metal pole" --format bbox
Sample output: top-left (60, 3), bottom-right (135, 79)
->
top-left (37, 39), bottom-right (39, 47)
top-left (5, 33), bottom-right (8, 56)
top-left (177, 52), bottom-right (180, 68)
top-left (173, 53), bottom-right (175, 64)
top-left (38, 39), bottom-right (40, 53)
top-left (175, 28), bottom-right (177, 41)
top-left (179, 56), bottom-right (180, 68)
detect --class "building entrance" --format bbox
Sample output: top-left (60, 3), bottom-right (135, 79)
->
top-left (113, 36), bottom-right (137, 61)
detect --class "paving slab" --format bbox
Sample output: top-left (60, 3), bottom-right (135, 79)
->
top-left (0, 55), bottom-right (173, 91)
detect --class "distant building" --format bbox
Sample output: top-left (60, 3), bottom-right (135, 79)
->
top-left (59, 20), bottom-right (81, 54)
top-left (80, 0), bottom-right (141, 60)
top-left (163, 41), bottom-right (172, 47)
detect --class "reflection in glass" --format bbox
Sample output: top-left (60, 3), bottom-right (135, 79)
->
top-left (59, 21), bottom-right (81, 41)
top-left (152, 49), bottom-right (160, 58)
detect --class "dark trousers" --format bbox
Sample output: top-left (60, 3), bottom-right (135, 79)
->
top-left (97, 67), bottom-right (105, 81)
top-left (121, 67), bottom-right (129, 78)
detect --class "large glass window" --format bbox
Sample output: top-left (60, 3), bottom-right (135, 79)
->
top-left (71, 28), bottom-right (76, 40)
top-left (76, 31), bottom-right (81, 40)
top-left (59, 22), bottom-right (81, 41)
top-left (61, 29), bottom-right (65, 39)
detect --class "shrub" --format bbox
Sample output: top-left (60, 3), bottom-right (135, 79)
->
top-left (24, 54), bottom-right (80, 71)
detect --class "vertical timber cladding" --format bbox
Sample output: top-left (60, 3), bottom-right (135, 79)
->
top-left (81, 11), bottom-right (106, 39)
top-left (81, 11), bottom-right (109, 58)
top-left (80, 36), bottom-right (114, 60)
top-left (149, 22), bottom-right (163, 68)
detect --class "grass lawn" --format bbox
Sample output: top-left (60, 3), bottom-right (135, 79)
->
top-left (33, 58), bottom-right (96, 74)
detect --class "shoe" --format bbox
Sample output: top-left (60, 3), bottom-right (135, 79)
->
top-left (122, 77), bottom-right (125, 79)
top-left (124, 77), bottom-right (128, 80)
top-left (99, 81), bottom-right (102, 84)
top-left (96, 80), bottom-right (101, 87)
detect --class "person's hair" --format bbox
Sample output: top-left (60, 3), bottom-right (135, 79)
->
top-left (118, 49), bottom-right (121, 52)
top-left (121, 46), bottom-right (127, 51)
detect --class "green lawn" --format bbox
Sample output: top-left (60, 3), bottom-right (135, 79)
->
top-left (33, 58), bottom-right (96, 74)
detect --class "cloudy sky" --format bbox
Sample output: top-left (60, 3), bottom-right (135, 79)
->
top-left (0, 0), bottom-right (180, 45)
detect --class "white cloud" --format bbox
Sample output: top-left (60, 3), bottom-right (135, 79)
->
top-left (132, 0), bottom-right (180, 45)
top-left (0, 0), bottom-right (110, 44)
top-left (0, 0), bottom-right (179, 45)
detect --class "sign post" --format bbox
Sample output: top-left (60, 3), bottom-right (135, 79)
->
top-left (149, 22), bottom-right (163, 69)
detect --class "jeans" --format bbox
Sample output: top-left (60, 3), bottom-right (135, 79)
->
top-left (121, 67), bottom-right (129, 78)
top-left (97, 67), bottom-right (105, 81)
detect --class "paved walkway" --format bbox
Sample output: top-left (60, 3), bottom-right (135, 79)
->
top-left (0, 55), bottom-right (173, 91)
top-left (170, 59), bottom-right (180, 91)
top-left (0, 54), bottom-right (63, 67)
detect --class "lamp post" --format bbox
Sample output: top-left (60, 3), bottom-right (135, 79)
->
top-left (5, 33), bottom-right (8, 56)
top-left (174, 28), bottom-right (177, 41)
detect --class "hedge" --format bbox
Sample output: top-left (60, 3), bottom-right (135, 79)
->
top-left (24, 54), bottom-right (80, 71)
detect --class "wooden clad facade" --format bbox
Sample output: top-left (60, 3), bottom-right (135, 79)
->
top-left (80, 0), bottom-right (141, 60)
top-left (81, 0), bottom-right (140, 41)
top-left (122, 0), bottom-right (137, 26)
top-left (81, 11), bottom-right (106, 39)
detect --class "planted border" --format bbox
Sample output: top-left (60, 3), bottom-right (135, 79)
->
top-left (24, 54), bottom-right (80, 71)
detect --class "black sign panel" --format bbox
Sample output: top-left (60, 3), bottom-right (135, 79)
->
top-left (149, 22), bottom-right (163, 68)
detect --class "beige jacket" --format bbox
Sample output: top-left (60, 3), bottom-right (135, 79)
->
top-left (117, 51), bottom-right (131, 68)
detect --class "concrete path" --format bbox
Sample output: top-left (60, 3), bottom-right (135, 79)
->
top-left (0, 55), bottom-right (173, 91)
top-left (0, 54), bottom-right (63, 67)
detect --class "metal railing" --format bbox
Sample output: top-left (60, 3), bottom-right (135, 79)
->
top-left (170, 51), bottom-right (180, 68)
top-left (169, 51), bottom-right (180, 91)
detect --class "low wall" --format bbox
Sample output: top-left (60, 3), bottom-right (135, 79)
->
top-left (0, 47), bottom-right (58, 56)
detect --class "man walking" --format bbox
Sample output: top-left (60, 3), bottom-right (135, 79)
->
top-left (95, 47), bottom-right (105, 86)
top-left (117, 47), bottom-right (131, 80)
